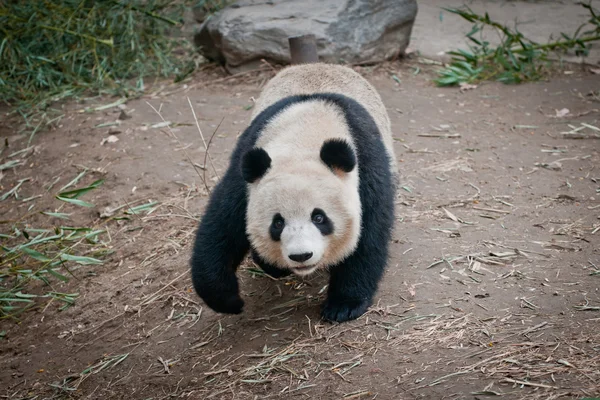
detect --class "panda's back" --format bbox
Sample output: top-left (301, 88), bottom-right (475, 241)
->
top-left (251, 63), bottom-right (397, 176)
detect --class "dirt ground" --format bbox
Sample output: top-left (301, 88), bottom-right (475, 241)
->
top-left (1, 59), bottom-right (599, 400)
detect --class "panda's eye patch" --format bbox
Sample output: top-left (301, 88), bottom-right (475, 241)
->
top-left (270, 213), bottom-right (285, 241)
top-left (311, 208), bottom-right (334, 235)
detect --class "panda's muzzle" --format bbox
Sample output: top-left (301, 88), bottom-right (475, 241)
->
top-left (288, 252), bottom-right (313, 263)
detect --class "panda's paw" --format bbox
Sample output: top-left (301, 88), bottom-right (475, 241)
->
top-left (321, 298), bottom-right (370, 323)
top-left (205, 293), bottom-right (244, 315)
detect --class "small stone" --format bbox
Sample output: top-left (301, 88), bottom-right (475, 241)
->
top-left (118, 110), bottom-right (131, 121)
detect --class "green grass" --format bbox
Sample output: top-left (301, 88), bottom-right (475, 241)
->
top-left (0, 174), bottom-right (111, 319)
top-left (435, 2), bottom-right (600, 86)
top-left (0, 0), bottom-right (211, 139)
top-left (0, 166), bottom-right (164, 319)
top-left (0, 0), bottom-right (234, 321)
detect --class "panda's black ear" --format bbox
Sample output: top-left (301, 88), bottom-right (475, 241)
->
top-left (241, 148), bottom-right (271, 183)
top-left (320, 139), bottom-right (356, 174)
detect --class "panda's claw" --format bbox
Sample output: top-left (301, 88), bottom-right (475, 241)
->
top-left (204, 293), bottom-right (244, 315)
top-left (321, 298), bottom-right (370, 323)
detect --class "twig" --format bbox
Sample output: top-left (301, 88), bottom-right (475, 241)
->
top-left (429, 370), bottom-right (470, 386)
top-left (138, 270), bottom-right (188, 307)
top-left (502, 378), bottom-right (558, 389)
top-left (472, 206), bottom-right (511, 214)
top-left (418, 133), bottom-right (461, 138)
top-left (146, 101), bottom-right (208, 192)
top-left (204, 369), bottom-right (231, 376)
top-left (186, 97), bottom-right (219, 180)
top-left (202, 116), bottom-right (225, 189)
top-left (483, 240), bottom-right (551, 258)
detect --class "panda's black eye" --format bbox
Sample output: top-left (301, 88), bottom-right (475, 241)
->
top-left (311, 208), bottom-right (334, 235)
top-left (270, 213), bottom-right (285, 241)
top-left (312, 213), bottom-right (325, 224)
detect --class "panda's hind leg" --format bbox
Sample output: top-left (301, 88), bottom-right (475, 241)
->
top-left (251, 250), bottom-right (291, 279)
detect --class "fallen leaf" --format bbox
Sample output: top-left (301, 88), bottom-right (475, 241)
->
top-left (99, 206), bottom-right (116, 218)
top-left (443, 207), bottom-right (459, 222)
top-left (535, 161), bottom-right (562, 171)
top-left (554, 108), bottom-right (570, 118)
top-left (100, 135), bottom-right (119, 145)
top-left (590, 68), bottom-right (600, 75)
top-left (151, 121), bottom-right (171, 129)
top-left (408, 285), bottom-right (416, 297)
top-left (459, 82), bottom-right (478, 91)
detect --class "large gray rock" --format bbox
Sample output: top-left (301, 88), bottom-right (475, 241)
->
top-left (194, 0), bottom-right (418, 72)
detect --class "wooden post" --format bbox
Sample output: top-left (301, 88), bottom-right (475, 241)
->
top-left (288, 34), bottom-right (319, 65)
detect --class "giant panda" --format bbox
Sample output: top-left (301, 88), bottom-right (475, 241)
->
top-left (190, 63), bottom-right (398, 322)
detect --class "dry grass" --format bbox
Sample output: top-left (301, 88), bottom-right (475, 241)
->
top-left (139, 306), bottom-right (599, 399)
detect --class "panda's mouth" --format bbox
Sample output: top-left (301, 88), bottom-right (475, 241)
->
top-left (293, 264), bottom-right (312, 270)
top-left (290, 264), bottom-right (318, 275)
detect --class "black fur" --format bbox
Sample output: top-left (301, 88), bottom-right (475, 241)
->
top-left (269, 213), bottom-right (284, 241)
top-left (189, 99), bottom-right (291, 315)
top-left (311, 208), bottom-right (334, 235)
top-left (190, 93), bottom-right (395, 323)
top-left (241, 147), bottom-right (271, 183)
top-left (251, 249), bottom-right (291, 278)
top-left (315, 96), bottom-right (395, 323)
top-left (320, 139), bottom-right (356, 173)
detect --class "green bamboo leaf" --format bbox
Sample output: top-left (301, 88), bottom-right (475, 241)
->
top-left (124, 201), bottom-right (159, 215)
top-left (60, 254), bottom-right (103, 265)
top-left (46, 269), bottom-right (69, 282)
top-left (21, 248), bottom-right (52, 262)
top-left (42, 211), bottom-right (71, 220)
top-left (58, 179), bottom-right (104, 199)
top-left (84, 230), bottom-right (104, 238)
top-left (0, 298), bottom-right (35, 303)
top-left (60, 226), bottom-right (92, 232)
top-left (56, 196), bottom-right (95, 208)
top-left (434, 76), bottom-right (461, 86)
top-left (59, 170), bottom-right (87, 192)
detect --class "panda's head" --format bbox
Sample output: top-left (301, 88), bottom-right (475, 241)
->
top-left (242, 139), bottom-right (361, 276)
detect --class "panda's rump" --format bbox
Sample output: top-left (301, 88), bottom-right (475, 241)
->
top-left (251, 63), bottom-right (397, 177)
top-left (255, 100), bottom-right (354, 164)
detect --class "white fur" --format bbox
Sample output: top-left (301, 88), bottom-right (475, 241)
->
top-left (246, 63), bottom-right (396, 276)
top-left (281, 220), bottom-right (325, 276)
top-left (252, 63), bottom-right (398, 178)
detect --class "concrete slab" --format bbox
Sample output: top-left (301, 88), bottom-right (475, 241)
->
top-left (410, 0), bottom-right (600, 65)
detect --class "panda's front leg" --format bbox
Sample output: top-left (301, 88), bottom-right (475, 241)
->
top-left (321, 248), bottom-right (388, 322)
top-left (190, 169), bottom-right (249, 315)
top-left (321, 180), bottom-right (394, 323)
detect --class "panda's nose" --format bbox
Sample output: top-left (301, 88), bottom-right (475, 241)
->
top-left (288, 252), bottom-right (313, 263)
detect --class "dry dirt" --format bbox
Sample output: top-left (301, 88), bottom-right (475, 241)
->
top-left (1, 61), bottom-right (599, 400)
